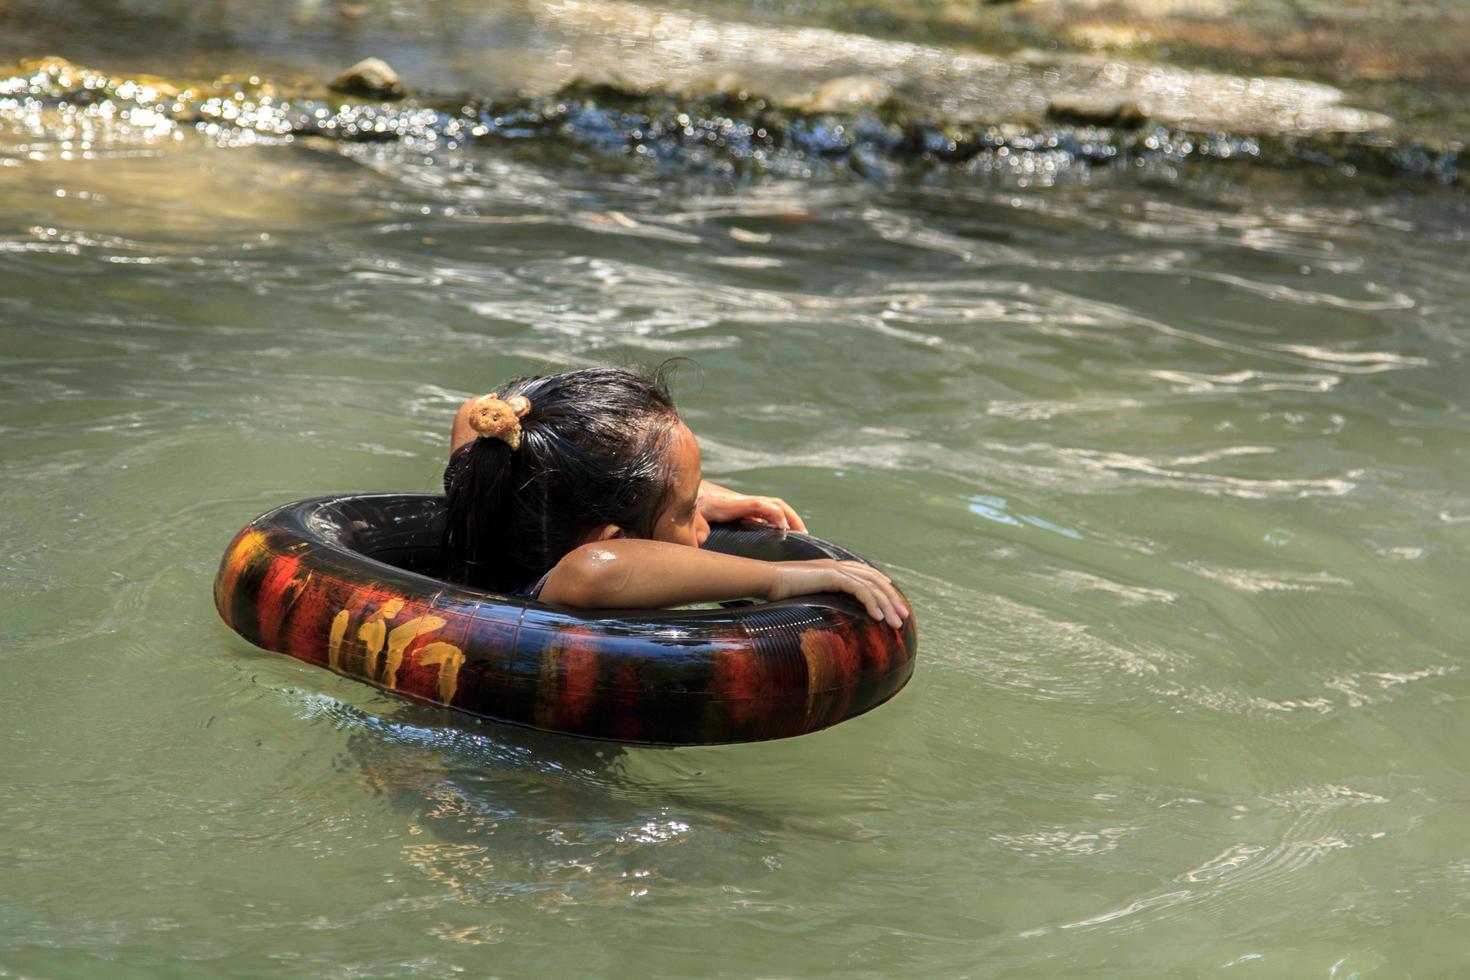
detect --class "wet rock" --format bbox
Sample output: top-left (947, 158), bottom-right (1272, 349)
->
top-left (17, 55), bottom-right (81, 77)
top-left (12, 55), bottom-right (184, 101)
top-left (1047, 93), bottom-right (1148, 128)
top-left (329, 58), bottom-right (405, 100)
top-left (792, 75), bottom-right (895, 113)
top-left (541, 1), bottom-right (1396, 136)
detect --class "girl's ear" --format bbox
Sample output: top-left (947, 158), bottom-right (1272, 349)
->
top-left (583, 523), bottom-right (625, 544)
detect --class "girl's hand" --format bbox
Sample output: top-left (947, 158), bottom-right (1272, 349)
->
top-left (698, 480), bottom-right (808, 533)
top-left (767, 559), bottom-right (909, 629)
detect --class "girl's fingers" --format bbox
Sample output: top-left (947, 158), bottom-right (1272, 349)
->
top-left (842, 570), bottom-right (901, 628)
top-left (762, 498), bottom-right (792, 530)
top-left (824, 568), bottom-right (875, 617)
top-left (885, 583), bottom-right (910, 623)
top-left (778, 500), bottom-right (808, 533)
top-left (742, 497), bottom-right (789, 530)
top-left (804, 560), bottom-right (907, 629)
top-left (844, 576), bottom-right (887, 624)
top-left (870, 572), bottom-right (908, 620)
top-left (845, 564), bottom-right (908, 625)
top-left (705, 491), bottom-right (805, 533)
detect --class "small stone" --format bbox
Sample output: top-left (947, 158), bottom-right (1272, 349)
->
top-left (1067, 23), bottom-right (1151, 50)
top-left (793, 75), bottom-right (895, 113)
top-left (329, 58), bottom-right (405, 100)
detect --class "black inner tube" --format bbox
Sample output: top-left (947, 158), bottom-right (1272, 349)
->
top-left (218, 493), bottom-right (915, 743)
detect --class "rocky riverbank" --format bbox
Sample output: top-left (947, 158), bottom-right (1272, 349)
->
top-left (3, 48), bottom-right (1461, 188)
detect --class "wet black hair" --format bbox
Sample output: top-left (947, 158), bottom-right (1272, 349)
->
top-left (442, 364), bottom-right (683, 593)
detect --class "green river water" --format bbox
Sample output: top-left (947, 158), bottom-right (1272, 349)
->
top-left (4, 2), bottom-right (1470, 977)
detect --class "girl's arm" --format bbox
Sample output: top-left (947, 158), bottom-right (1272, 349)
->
top-left (539, 539), bottom-right (909, 628)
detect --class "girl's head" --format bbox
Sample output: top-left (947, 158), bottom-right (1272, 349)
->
top-left (442, 365), bottom-right (708, 592)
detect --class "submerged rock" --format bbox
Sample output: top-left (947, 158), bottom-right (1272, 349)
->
top-left (1047, 94), bottom-right (1148, 128)
top-left (17, 55), bottom-right (81, 78)
top-left (677, 72), bottom-right (755, 102)
top-left (329, 58), bottom-right (405, 100)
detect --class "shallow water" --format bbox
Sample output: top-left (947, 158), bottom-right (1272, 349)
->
top-left (5, 11), bottom-right (1470, 978)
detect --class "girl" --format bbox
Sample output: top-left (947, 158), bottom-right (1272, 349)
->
top-left (443, 366), bottom-right (909, 629)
